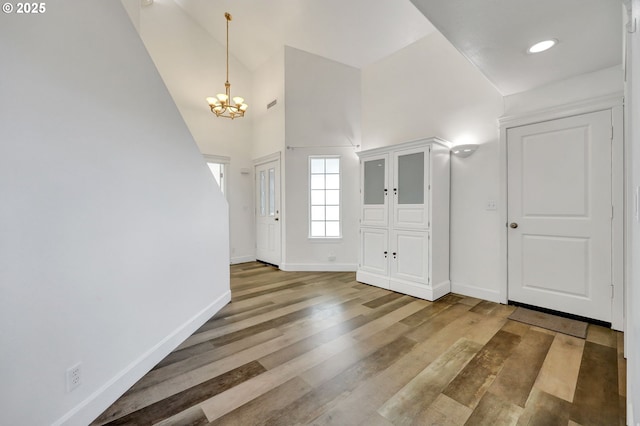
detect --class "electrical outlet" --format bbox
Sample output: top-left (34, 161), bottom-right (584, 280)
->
top-left (485, 200), bottom-right (497, 211)
top-left (66, 363), bottom-right (81, 392)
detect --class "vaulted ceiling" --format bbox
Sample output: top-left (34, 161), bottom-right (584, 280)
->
top-left (172, 0), bottom-right (623, 96)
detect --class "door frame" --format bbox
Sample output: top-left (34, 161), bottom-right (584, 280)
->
top-left (498, 93), bottom-right (625, 330)
top-left (253, 151), bottom-right (282, 266)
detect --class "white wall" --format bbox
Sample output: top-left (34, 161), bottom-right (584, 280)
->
top-left (362, 32), bottom-right (505, 300)
top-left (281, 47), bottom-right (361, 271)
top-left (504, 65), bottom-right (623, 117)
top-left (0, 2), bottom-right (230, 425)
top-left (626, 0), bottom-right (640, 421)
top-left (252, 47), bottom-right (286, 160)
top-left (134, 0), bottom-right (256, 263)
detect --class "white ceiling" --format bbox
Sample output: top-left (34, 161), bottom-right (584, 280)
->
top-left (171, 0), bottom-right (623, 96)
top-left (174, 0), bottom-right (437, 71)
top-left (410, 0), bottom-right (623, 95)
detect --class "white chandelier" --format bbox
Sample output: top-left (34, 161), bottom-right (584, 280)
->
top-left (206, 12), bottom-right (248, 119)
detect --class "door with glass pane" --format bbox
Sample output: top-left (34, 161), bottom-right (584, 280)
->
top-left (393, 147), bottom-right (429, 229)
top-left (361, 155), bottom-right (388, 227)
top-left (255, 159), bottom-right (281, 266)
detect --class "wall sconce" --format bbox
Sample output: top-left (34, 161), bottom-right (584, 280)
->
top-left (451, 144), bottom-right (479, 158)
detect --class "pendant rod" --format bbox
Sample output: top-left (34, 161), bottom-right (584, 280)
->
top-left (225, 12), bottom-right (231, 85)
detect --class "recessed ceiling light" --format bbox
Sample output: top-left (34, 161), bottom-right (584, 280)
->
top-left (527, 39), bottom-right (557, 54)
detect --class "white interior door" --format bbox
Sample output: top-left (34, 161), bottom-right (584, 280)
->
top-left (507, 110), bottom-right (612, 322)
top-left (255, 159), bottom-right (281, 266)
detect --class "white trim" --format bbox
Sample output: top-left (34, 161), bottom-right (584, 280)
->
top-left (612, 104), bottom-right (625, 331)
top-left (52, 290), bottom-right (231, 426)
top-left (280, 262), bottom-right (357, 272)
top-left (356, 136), bottom-right (451, 158)
top-left (203, 154), bottom-right (230, 164)
top-left (451, 281), bottom-right (502, 304)
top-left (253, 151), bottom-right (281, 166)
top-left (499, 92), bottom-right (624, 129)
top-left (230, 255), bottom-right (256, 264)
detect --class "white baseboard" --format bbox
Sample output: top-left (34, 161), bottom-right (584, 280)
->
top-left (280, 263), bottom-right (357, 272)
top-left (53, 290), bottom-right (231, 426)
top-left (451, 281), bottom-right (501, 303)
top-left (230, 255), bottom-right (255, 264)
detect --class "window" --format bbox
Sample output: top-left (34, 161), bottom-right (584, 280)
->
top-left (309, 156), bottom-right (340, 238)
top-left (204, 154), bottom-right (230, 198)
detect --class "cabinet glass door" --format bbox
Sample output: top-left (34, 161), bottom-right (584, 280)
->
top-left (393, 148), bottom-right (429, 229)
top-left (361, 155), bottom-right (388, 226)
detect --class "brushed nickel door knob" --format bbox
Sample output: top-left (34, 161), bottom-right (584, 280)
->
top-left (510, 222), bottom-right (518, 229)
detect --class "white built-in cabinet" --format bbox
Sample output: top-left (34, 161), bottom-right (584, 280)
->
top-left (356, 138), bottom-right (450, 301)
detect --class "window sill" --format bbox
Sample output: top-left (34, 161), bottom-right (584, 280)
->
top-left (308, 237), bottom-right (343, 243)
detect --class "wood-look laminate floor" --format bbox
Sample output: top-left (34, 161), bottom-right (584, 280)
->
top-left (93, 262), bottom-right (626, 426)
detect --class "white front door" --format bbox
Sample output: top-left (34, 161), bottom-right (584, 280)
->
top-left (507, 110), bottom-right (612, 322)
top-left (255, 159), bottom-right (281, 266)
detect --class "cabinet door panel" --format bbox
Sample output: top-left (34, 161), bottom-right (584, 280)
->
top-left (360, 228), bottom-right (388, 276)
top-left (391, 230), bottom-right (428, 284)
top-left (393, 148), bottom-right (430, 229)
top-left (361, 155), bottom-right (388, 227)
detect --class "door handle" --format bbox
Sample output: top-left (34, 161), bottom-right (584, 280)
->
top-left (384, 251), bottom-right (388, 258)
top-left (275, 217), bottom-right (279, 221)
top-left (392, 252), bottom-right (397, 259)
top-left (509, 222), bottom-right (518, 229)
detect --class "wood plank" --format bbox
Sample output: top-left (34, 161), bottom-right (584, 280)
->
top-left (399, 301), bottom-right (449, 328)
top-left (300, 322), bottom-right (410, 388)
top-left (464, 391), bottom-right (523, 425)
top-left (586, 325), bottom-right (617, 348)
top-left (200, 334), bottom-right (360, 421)
top-left (153, 405), bottom-right (209, 426)
top-left (94, 361), bottom-right (266, 425)
top-left (378, 338), bottom-right (482, 425)
top-left (258, 295), bottom-right (415, 370)
top-left (442, 329), bottom-right (521, 408)
top-left (207, 377), bottom-right (313, 426)
top-left (534, 333), bottom-right (585, 402)
top-left (487, 328), bottom-right (554, 407)
top-left (516, 388), bottom-right (571, 426)
top-left (310, 309), bottom-right (509, 426)
top-left (570, 341), bottom-right (620, 426)
top-left (617, 332), bottom-right (626, 397)
top-left (260, 336), bottom-right (417, 425)
top-left (363, 292), bottom-right (405, 308)
top-left (417, 394), bottom-right (473, 426)
top-left (129, 328), bottom-right (282, 393)
top-left (469, 300), bottom-right (500, 315)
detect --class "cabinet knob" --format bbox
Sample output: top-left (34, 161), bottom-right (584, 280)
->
top-left (509, 222), bottom-right (518, 229)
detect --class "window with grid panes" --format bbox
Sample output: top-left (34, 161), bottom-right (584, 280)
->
top-left (309, 156), bottom-right (341, 238)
